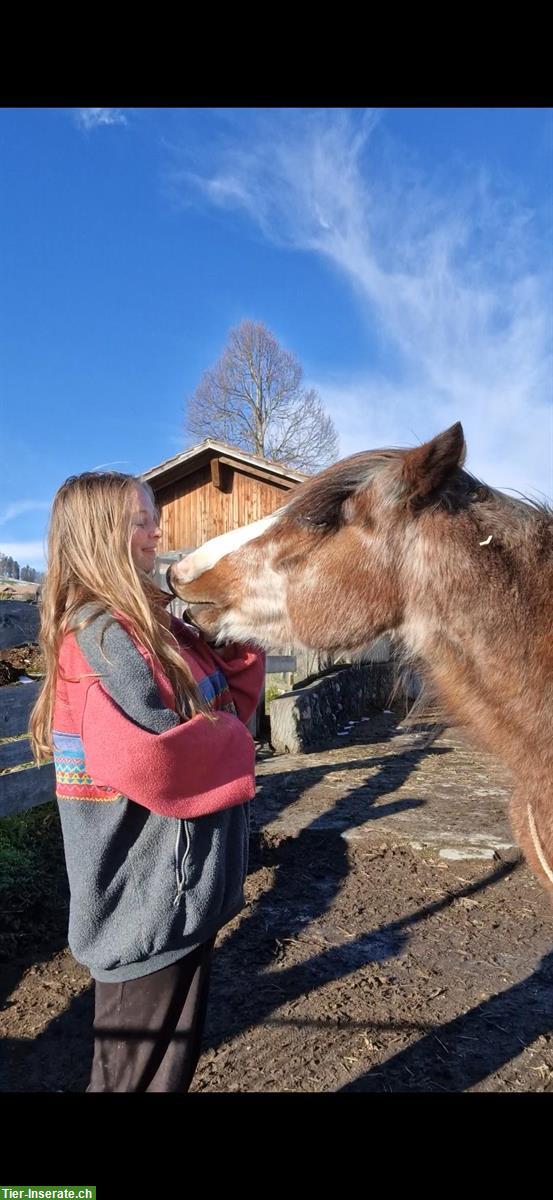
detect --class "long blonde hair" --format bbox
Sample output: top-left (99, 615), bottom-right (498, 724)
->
top-left (29, 471), bottom-right (211, 763)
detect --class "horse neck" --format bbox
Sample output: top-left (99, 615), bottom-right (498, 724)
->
top-left (400, 521), bottom-right (553, 781)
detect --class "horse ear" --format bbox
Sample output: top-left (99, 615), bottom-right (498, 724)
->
top-left (401, 422), bottom-right (466, 500)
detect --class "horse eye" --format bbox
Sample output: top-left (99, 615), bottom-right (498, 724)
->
top-left (302, 516), bottom-right (325, 526)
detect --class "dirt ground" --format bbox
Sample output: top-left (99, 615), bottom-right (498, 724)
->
top-left (1, 709), bottom-right (552, 1093)
top-left (0, 642), bottom-right (44, 684)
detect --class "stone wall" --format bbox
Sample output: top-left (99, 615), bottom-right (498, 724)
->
top-left (269, 662), bottom-right (391, 754)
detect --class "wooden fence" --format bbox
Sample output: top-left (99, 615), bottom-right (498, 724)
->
top-left (0, 679), bottom-right (55, 816)
top-left (0, 599), bottom-right (52, 816)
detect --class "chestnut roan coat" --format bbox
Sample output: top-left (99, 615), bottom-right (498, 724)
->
top-left (167, 423), bottom-right (553, 896)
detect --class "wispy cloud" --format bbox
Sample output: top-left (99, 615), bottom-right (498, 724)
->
top-left (0, 500), bottom-right (50, 526)
top-left (172, 108), bottom-right (552, 499)
top-left (89, 460), bottom-right (131, 471)
top-left (308, 371), bottom-right (552, 504)
top-left (75, 108), bottom-right (128, 131)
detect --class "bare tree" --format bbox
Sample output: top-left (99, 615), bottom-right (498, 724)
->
top-left (185, 320), bottom-right (339, 472)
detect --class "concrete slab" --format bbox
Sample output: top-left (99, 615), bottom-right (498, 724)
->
top-left (253, 709), bottom-right (518, 862)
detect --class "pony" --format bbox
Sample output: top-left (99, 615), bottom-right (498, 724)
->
top-left (167, 423), bottom-right (553, 895)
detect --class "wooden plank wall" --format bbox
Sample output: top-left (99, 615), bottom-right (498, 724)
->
top-left (156, 466), bottom-right (290, 552)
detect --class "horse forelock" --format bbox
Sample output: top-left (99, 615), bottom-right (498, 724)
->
top-left (281, 450), bottom-right (399, 530)
top-left (275, 449), bottom-right (552, 536)
top-left (274, 450), bottom-right (488, 532)
top-left (178, 447), bottom-right (552, 590)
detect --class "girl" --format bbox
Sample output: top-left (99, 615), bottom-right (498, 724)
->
top-left (29, 471), bottom-right (265, 1092)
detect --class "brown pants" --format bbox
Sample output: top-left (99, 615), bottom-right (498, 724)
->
top-left (87, 938), bottom-right (215, 1092)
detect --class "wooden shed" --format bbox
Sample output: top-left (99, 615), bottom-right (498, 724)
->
top-left (141, 439), bottom-right (307, 553)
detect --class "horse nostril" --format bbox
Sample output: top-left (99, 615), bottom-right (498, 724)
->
top-left (165, 566), bottom-right (178, 596)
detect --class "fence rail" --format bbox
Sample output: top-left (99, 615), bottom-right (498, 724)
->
top-left (0, 679), bottom-right (55, 816)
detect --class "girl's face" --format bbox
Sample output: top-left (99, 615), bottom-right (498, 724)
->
top-left (130, 485), bottom-right (162, 573)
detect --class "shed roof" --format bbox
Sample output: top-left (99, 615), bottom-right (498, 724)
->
top-left (141, 438), bottom-right (308, 490)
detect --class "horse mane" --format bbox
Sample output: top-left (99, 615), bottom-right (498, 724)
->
top-left (282, 450), bottom-right (400, 530)
top-left (281, 447), bottom-right (552, 533)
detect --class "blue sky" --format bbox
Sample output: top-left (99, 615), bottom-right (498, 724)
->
top-left (1, 106), bottom-right (551, 571)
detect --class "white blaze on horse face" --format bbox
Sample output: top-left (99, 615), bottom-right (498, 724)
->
top-left (170, 513), bottom-right (280, 586)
